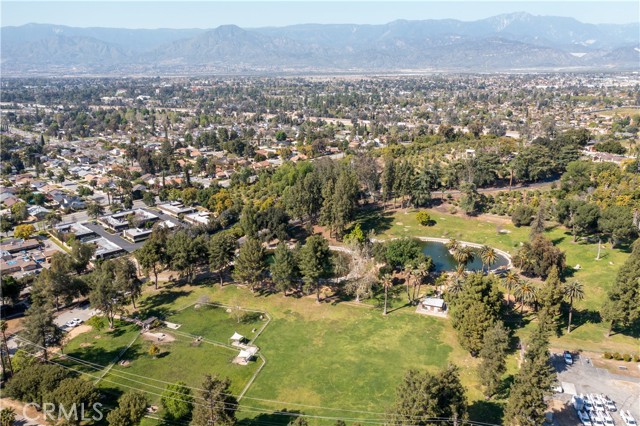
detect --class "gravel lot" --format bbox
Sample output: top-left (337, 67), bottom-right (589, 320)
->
top-left (550, 351), bottom-right (640, 425)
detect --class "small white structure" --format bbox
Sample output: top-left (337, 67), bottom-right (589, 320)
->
top-left (229, 332), bottom-right (245, 346)
top-left (416, 297), bottom-right (448, 317)
top-left (235, 346), bottom-right (259, 365)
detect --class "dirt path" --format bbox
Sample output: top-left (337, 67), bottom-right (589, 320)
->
top-left (0, 398), bottom-right (49, 425)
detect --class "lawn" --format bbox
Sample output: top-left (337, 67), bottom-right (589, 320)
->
top-left (356, 206), bottom-right (639, 354)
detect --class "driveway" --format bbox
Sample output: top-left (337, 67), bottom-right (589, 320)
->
top-left (54, 302), bottom-right (97, 328)
top-left (550, 352), bottom-right (640, 425)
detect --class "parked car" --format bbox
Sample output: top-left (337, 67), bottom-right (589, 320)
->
top-left (620, 410), bottom-right (637, 426)
top-left (589, 410), bottom-right (605, 426)
top-left (601, 410), bottom-right (615, 426)
top-left (592, 395), bottom-right (606, 412)
top-left (582, 394), bottom-right (594, 412)
top-left (578, 410), bottom-right (592, 426)
top-left (601, 395), bottom-right (616, 412)
top-left (564, 350), bottom-right (574, 365)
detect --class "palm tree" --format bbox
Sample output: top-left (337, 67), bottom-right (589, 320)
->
top-left (563, 280), bottom-right (585, 333)
top-left (447, 280), bottom-right (464, 296)
top-left (1, 407), bottom-right (16, 426)
top-left (453, 246), bottom-right (475, 272)
top-left (503, 271), bottom-right (519, 306)
top-left (381, 273), bottom-right (393, 316)
top-left (514, 280), bottom-right (538, 316)
top-left (405, 267), bottom-right (416, 304)
top-left (479, 245), bottom-right (497, 273)
top-left (412, 261), bottom-right (430, 301)
top-left (446, 238), bottom-right (460, 253)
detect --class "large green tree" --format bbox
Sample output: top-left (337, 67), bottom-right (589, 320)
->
top-left (270, 243), bottom-right (299, 296)
top-left (208, 231), bottom-right (237, 286)
top-left (601, 243), bottom-right (640, 335)
top-left (298, 235), bottom-right (332, 303)
top-left (191, 375), bottom-right (238, 426)
top-left (107, 391), bottom-right (148, 426)
top-left (135, 228), bottom-right (168, 289)
top-left (161, 381), bottom-right (193, 421)
top-left (478, 321), bottom-right (510, 398)
top-left (388, 365), bottom-right (467, 426)
top-left (233, 238), bottom-right (266, 292)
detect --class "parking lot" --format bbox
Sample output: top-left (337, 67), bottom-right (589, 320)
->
top-left (550, 352), bottom-right (640, 425)
top-left (53, 301), bottom-right (97, 328)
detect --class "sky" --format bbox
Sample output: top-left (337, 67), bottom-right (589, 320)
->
top-left (2, 1), bottom-right (638, 29)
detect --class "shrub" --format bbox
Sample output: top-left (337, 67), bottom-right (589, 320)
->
top-left (622, 353), bottom-right (632, 362)
top-left (613, 352), bottom-right (622, 360)
top-left (86, 316), bottom-right (108, 331)
top-left (633, 354), bottom-right (640, 362)
top-left (416, 211), bottom-right (432, 226)
top-left (511, 205), bottom-right (535, 227)
top-left (603, 352), bottom-right (612, 359)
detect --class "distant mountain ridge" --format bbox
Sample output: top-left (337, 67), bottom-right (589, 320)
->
top-left (1, 13), bottom-right (638, 76)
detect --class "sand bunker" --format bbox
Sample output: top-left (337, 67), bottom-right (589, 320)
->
top-left (142, 331), bottom-right (175, 343)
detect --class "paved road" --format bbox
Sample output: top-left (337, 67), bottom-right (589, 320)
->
top-left (54, 301), bottom-right (97, 328)
top-left (60, 199), bottom-right (148, 224)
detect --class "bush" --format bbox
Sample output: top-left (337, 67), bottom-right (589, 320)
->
top-left (633, 354), bottom-right (640, 362)
top-left (511, 205), bottom-right (535, 227)
top-left (603, 352), bottom-right (612, 359)
top-left (613, 352), bottom-right (622, 360)
top-left (416, 211), bottom-right (432, 226)
top-left (86, 316), bottom-right (108, 331)
top-left (622, 353), bottom-right (632, 362)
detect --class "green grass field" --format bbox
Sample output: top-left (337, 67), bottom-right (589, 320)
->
top-left (357, 206), bottom-right (639, 353)
top-left (61, 206), bottom-right (638, 425)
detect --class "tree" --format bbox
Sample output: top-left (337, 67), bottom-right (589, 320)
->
top-left (563, 280), bottom-right (584, 334)
top-left (191, 375), bottom-right (238, 426)
top-left (537, 265), bottom-right (564, 325)
top-left (599, 205), bottom-right (638, 248)
top-left (504, 322), bottom-right (555, 426)
top-left (459, 182), bottom-right (482, 215)
top-left (1, 276), bottom-right (22, 306)
top-left (0, 408), bottom-right (15, 426)
top-left (68, 240), bottom-right (96, 274)
top-left (514, 280), bottom-right (538, 315)
top-left (5, 364), bottom-right (68, 407)
top-left (478, 321), bottom-right (510, 398)
top-left (33, 253), bottom-right (85, 310)
top-left (161, 382), bottom-right (193, 421)
top-left (452, 246), bottom-right (475, 277)
top-left (45, 211), bottom-right (62, 230)
top-left (89, 260), bottom-right (125, 328)
top-left (142, 191), bottom-right (156, 207)
top-left (13, 224), bottom-right (35, 240)
top-left (503, 271), bottom-right (519, 307)
top-left (511, 205), bottom-right (535, 227)
top-left (135, 228), bottom-right (168, 289)
top-left (388, 365), bottom-right (467, 426)
top-left (381, 157), bottom-right (395, 203)
top-left (21, 300), bottom-right (61, 360)
top-left (512, 234), bottom-right (565, 279)
top-left (10, 202), bottom-right (28, 223)
top-left (298, 235), bottom-right (332, 302)
top-left (376, 238), bottom-right (424, 271)
top-left (208, 231), bottom-right (237, 286)
top-left (166, 230), bottom-right (208, 283)
top-left (148, 344), bottom-right (160, 358)
top-left (114, 258), bottom-right (142, 308)
top-left (0, 320), bottom-right (13, 378)
top-left (270, 243), bottom-right (299, 296)
top-left (240, 201), bottom-right (259, 239)
top-left (46, 377), bottom-right (100, 426)
top-left (530, 202), bottom-right (547, 237)
top-left (416, 211), bottom-right (431, 226)
top-left (479, 245), bottom-right (497, 273)
top-left (233, 238), bottom-right (265, 292)
top-left (86, 201), bottom-right (105, 220)
top-left (107, 391), bottom-right (148, 426)
top-left (446, 273), bottom-right (502, 355)
top-left (601, 244), bottom-right (639, 336)
top-left (380, 273), bottom-right (393, 316)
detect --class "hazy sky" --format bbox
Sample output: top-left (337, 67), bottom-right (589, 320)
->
top-left (2, 1), bottom-right (638, 29)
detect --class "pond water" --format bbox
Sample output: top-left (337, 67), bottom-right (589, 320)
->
top-left (421, 241), bottom-right (510, 272)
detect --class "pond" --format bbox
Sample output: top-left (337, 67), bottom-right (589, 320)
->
top-left (421, 241), bottom-right (510, 272)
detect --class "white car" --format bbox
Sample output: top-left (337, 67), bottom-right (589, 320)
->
top-left (72, 317), bottom-right (83, 324)
top-left (583, 394), bottom-right (594, 412)
top-left (591, 395), bottom-right (606, 412)
top-left (601, 395), bottom-right (616, 412)
top-left (578, 410), bottom-right (592, 426)
top-left (620, 410), bottom-right (637, 426)
top-left (63, 320), bottom-right (77, 329)
top-left (601, 410), bottom-right (615, 426)
top-left (564, 351), bottom-right (574, 365)
top-left (589, 411), bottom-right (605, 426)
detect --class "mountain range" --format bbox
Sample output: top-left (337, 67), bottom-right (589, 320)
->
top-left (2, 13), bottom-right (639, 76)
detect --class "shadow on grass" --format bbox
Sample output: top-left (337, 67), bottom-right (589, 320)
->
top-left (355, 205), bottom-right (394, 235)
top-left (237, 410), bottom-right (303, 426)
top-left (140, 290), bottom-right (192, 319)
top-left (468, 399), bottom-right (505, 425)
